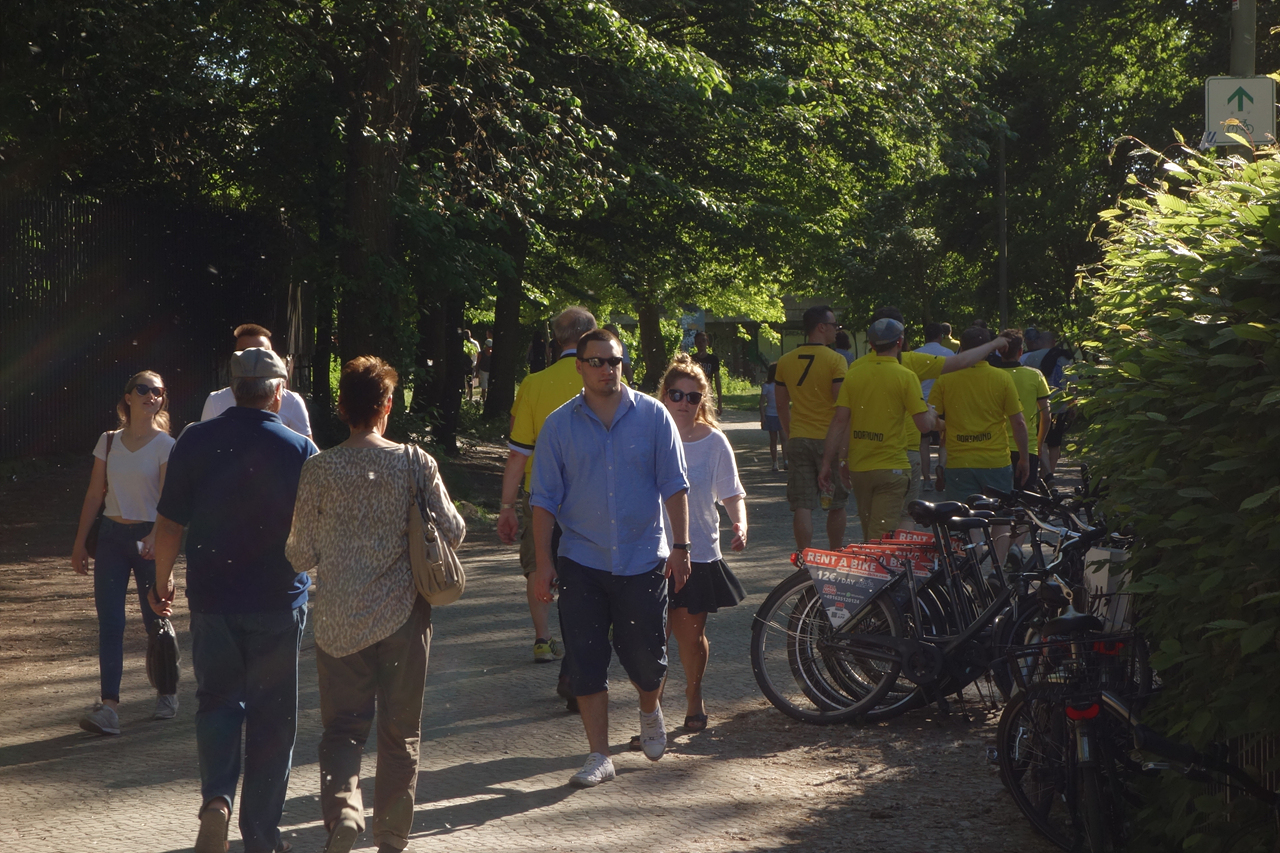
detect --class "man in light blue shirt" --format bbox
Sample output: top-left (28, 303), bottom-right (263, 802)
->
top-left (530, 328), bottom-right (691, 788)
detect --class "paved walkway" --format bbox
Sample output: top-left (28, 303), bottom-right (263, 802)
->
top-left (0, 411), bottom-right (1052, 853)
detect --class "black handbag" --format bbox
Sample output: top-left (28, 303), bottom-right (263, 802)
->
top-left (146, 617), bottom-right (181, 695)
top-left (84, 432), bottom-right (114, 558)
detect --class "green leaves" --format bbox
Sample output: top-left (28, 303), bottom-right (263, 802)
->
top-left (1080, 144), bottom-right (1280, 853)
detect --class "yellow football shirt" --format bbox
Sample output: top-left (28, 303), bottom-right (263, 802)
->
top-left (775, 343), bottom-right (848, 439)
top-left (509, 354), bottom-right (584, 489)
top-left (889, 350), bottom-right (947, 452)
top-left (836, 355), bottom-right (928, 471)
top-left (1001, 365), bottom-right (1051, 448)
top-left (927, 361), bottom-right (1023, 468)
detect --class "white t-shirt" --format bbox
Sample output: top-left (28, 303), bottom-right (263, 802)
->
top-left (762, 382), bottom-right (778, 418)
top-left (93, 430), bottom-right (176, 521)
top-left (913, 341), bottom-right (955, 402)
top-left (663, 430), bottom-right (745, 563)
top-left (201, 387), bottom-right (312, 437)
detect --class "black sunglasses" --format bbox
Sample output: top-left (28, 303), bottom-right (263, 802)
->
top-left (133, 383), bottom-right (166, 398)
top-left (578, 356), bottom-right (624, 369)
top-left (666, 388), bottom-right (704, 405)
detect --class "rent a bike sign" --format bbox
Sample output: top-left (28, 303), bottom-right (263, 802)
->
top-left (801, 545), bottom-right (935, 627)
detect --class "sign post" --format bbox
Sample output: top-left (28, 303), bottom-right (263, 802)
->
top-left (1201, 76), bottom-right (1276, 148)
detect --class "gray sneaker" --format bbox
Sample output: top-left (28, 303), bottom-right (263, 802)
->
top-left (154, 694), bottom-right (179, 720)
top-left (639, 705), bottom-right (666, 761)
top-left (80, 702), bottom-right (120, 735)
top-left (569, 752), bottom-right (616, 788)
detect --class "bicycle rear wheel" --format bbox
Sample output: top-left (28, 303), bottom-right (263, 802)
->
top-left (750, 569), bottom-right (904, 724)
top-left (997, 687), bottom-right (1076, 850)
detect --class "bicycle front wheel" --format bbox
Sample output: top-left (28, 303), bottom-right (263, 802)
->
top-left (750, 569), bottom-right (903, 724)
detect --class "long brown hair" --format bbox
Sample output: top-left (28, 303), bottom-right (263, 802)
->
top-left (657, 353), bottom-right (719, 430)
top-left (116, 371), bottom-right (171, 433)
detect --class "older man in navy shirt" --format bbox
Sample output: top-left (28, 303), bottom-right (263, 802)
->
top-left (150, 348), bottom-right (317, 853)
top-left (530, 327), bottom-right (691, 789)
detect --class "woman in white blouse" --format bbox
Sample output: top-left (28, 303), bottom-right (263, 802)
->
top-left (71, 370), bottom-right (177, 735)
top-left (287, 356), bottom-right (465, 853)
top-left (657, 354), bottom-right (747, 733)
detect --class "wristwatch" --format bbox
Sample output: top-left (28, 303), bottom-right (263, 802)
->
top-left (672, 542), bottom-right (690, 551)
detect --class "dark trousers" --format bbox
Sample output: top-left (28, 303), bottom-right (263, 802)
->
top-left (557, 557), bottom-right (668, 696)
top-left (191, 606), bottom-right (305, 853)
top-left (1011, 451), bottom-right (1041, 492)
top-left (316, 596), bottom-right (432, 852)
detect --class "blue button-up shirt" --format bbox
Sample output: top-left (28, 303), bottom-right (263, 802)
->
top-left (530, 385), bottom-right (689, 575)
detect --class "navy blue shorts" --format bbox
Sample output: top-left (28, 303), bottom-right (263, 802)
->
top-left (557, 556), bottom-right (668, 696)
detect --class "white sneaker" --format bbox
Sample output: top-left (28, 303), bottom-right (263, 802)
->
top-left (79, 702), bottom-right (120, 735)
top-left (569, 752), bottom-right (616, 788)
top-left (639, 706), bottom-right (666, 761)
top-left (154, 694), bottom-right (179, 720)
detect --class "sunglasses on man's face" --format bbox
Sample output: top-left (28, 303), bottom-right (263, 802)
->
top-left (133, 383), bottom-right (165, 398)
top-left (578, 356), bottom-right (624, 369)
top-left (666, 388), bottom-right (703, 405)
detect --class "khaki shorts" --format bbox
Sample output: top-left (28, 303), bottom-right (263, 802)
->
top-left (849, 469), bottom-right (910, 542)
top-left (904, 449), bottom-right (922, 510)
top-left (786, 437), bottom-right (849, 511)
top-left (518, 492), bottom-right (536, 576)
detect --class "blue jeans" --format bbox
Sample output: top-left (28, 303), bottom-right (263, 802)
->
top-left (93, 518), bottom-right (157, 702)
top-left (191, 607), bottom-right (306, 853)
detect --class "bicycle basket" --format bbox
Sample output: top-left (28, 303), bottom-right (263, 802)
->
top-left (1006, 633), bottom-right (1145, 695)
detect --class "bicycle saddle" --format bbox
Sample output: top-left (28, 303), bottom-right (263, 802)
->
top-left (1041, 610), bottom-right (1104, 635)
top-left (947, 516), bottom-right (990, 532)
top-left (907, 500), bottom-right (971, 526)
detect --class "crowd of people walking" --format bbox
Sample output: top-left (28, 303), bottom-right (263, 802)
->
top-left (68, 307), bottom-right (1072, 851)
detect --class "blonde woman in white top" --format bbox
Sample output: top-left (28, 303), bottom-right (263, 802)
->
top-left (287, 356), bottom-right (465, 853)
top-left (71, 371), bottom-right (177, 734)
top-left (657, 354), bottom-right (747, 733)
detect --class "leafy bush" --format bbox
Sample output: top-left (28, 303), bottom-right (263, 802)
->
top-left (1078, 139), bottom-right (1280, 851)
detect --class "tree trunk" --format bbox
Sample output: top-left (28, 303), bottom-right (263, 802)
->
top-left (335, 23), bottom-right (420, 368)
top-left (483, 222), bottom-right (527, 421)
top-left (636, 299), bottom-right (666, 392)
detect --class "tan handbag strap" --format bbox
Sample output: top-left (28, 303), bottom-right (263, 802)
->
top-left (403, 444), bottom-right (439, 531)
top-left (102, 431), bottom-right (114, 496)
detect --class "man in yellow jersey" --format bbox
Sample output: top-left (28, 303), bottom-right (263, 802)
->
top-left (997, 329), bottom-right (1051, 491)
top-left (928, 325), bottom-right (1029, 503)
top-left (857, 307), bottom-right (1013, 519)
top-left (817, 318), bottom-right (938, 541)
top-left (498, 307), bottom-right (596, 706)
top-left (775, 305), bottom-right (850, 551)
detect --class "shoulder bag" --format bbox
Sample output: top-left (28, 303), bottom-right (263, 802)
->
top-left (84, 432), bottom-right (114, 558)
top-left (403, 444), bottom-right (466, 605)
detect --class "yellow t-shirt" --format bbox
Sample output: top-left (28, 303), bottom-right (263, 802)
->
top-left (775, 343), bottom-right (848, 439)
top-left (1001, 365), bottom-right (1051, 448)
top-left (927, 361), bottom-right (1022, 469)
top-left (836, 355), bottom-right (928, 471)
top-left (509, 353), bottom-right (584, 489)
top-left (889, 350), bottom-right (947, 452)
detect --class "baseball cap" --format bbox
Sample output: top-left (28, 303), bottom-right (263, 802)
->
top-left (229, 347), bottom-right (288, 379)
top-left (867, 318), bottom-right (905, 346)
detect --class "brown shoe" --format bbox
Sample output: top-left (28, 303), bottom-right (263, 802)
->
top-left (194, 804), bottom-right (229, 853)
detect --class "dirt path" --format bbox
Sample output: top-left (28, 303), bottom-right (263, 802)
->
top-left (0, 413), bottom-right (1054, 852)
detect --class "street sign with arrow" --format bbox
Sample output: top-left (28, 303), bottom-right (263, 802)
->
top-left (1202, 76), bottom-right (1276, 148)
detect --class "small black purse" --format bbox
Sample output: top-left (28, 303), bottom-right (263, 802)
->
top-left (146, 617), bottom-right (181, 695)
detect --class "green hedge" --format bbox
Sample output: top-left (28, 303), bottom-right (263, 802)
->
top-left (1078, 138), bottom-right (1280, 850)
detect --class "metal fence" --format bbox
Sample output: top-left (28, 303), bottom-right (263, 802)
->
top-left (0, 193), bottom-right (304, 459)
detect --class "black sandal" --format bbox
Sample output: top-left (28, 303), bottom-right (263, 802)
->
top-left (684, 713), bottom-right (708, 732)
